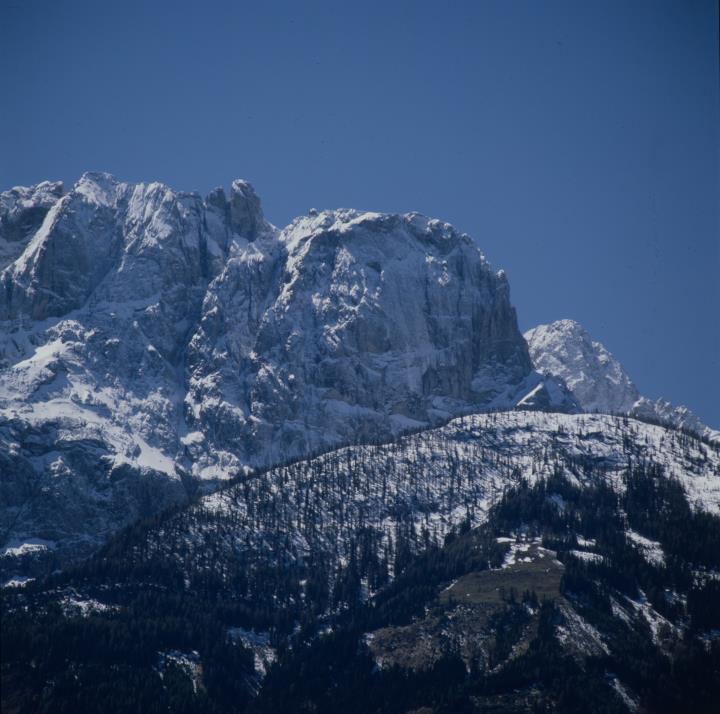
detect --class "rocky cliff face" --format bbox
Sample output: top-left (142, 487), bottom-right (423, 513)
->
top-left (0, 181), bottom-right (65, 272)
top-left (525, 319), bottom-right (718, 443)
top-left (1, 173), bottom-right (566, 573)
top-left (184, 208), bottom-right (571, 477)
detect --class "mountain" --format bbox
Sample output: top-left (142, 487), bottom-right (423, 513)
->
top-left (1, 173), bottom-right (718, 713)
top-left (524, 320), bottom-right (639, 414)
top-left (525, 319), bottom-right (719, 443)
top-left (2, 411), bottom-right (719, 712)
top-left (0, 173), bottom-right (574, 578)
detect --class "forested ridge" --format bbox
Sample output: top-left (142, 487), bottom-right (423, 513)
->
top-left (2, 415), bottom-right (720, 713)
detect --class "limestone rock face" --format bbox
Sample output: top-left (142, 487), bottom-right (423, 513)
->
top-left (185, 209), bottom-right (553, 475)
top-left (0, 181), bottom-right (65, 271)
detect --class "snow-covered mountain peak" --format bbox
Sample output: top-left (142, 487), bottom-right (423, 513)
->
top-left (0, 174), bottom-right (282, 323)
top-left (1, 180), bottom-right (65, 218)
top-left (74, 171), bottom-right (124, 206)
top-left (184, 200), bottom-right (576, 480)
top-left (525, 319), bottom-right (639, 414)
top-left (525, 319), bottom-right (718, 443)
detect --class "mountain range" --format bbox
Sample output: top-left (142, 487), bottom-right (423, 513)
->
top-left (1, 174), bottom-right (718, 713)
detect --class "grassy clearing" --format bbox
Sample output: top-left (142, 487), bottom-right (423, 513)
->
top-left (439, 545), bottom-right (563, 606)
top-left (366, 544), bottom-right (564, 671)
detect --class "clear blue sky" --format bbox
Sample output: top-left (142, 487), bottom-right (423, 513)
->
top-left (1, 0), bottom-right (718, 426)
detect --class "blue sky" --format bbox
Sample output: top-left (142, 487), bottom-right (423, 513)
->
top-left (1, 0), bottom-right (718, 425)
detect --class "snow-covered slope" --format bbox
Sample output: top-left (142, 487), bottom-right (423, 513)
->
top-left (0, 174), bottom-right (571, 572)
top-left (12, 411), bottom-right (713, 593)
top-left (188, 412), bottom-right (719, 587)
top-left (525, 319), bottom-right (718, 443)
